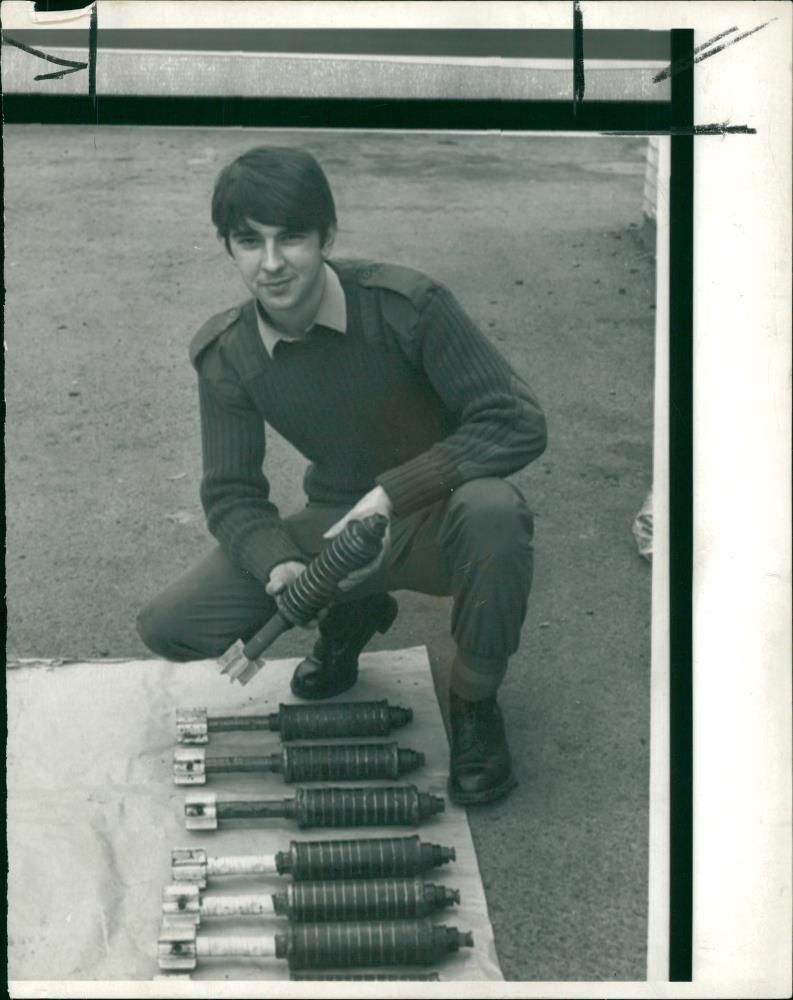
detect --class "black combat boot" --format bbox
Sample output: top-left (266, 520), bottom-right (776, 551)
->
top-left (290, 593), bottom-right (399, 700)
top-left (448, 690), bottom-right (517, 805)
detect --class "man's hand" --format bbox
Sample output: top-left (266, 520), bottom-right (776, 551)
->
top-left (265, 560), bottom-right (307, 597)
top-left (266, 560), bottom-right (325, 628)
top-left (324, 485), bottom-right (394, 592)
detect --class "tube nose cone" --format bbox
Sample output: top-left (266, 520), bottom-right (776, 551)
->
top-left (397, 748), bottom-right (425, 774)
top-left (388, 705), bottom-right (414, 729)
top-left (418, 792), bottom-right (445, 819)
top-left (436, 885), bottom-right (460, 908)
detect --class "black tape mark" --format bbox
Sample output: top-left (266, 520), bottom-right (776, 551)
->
top-left (654, 19), bottom-right (774, 83)
top-left (572, 0), bottom-right (585, 110)
top-left (3, 3), bottom-right (96, 104)
top-left (692, 26), bottom-right (738, 55)
top-left (33, 65), bottom-right (81, 81)
top-left (88, 2), bottom-right (97, 113)
top-left (34, 0), bottom-right (94, 10)
top-left (690, 123), bottom-right (755, 135)
top-left (1, 33), bottom-right (87, 73)
top-left (603, 123), bottom-right (756, 136)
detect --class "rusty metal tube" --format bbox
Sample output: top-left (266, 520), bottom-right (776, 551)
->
top-left (159, 916), bottom-right (472, 972)
top-left (163, 877), bottom-right (459, 924)
top-left (171, 836), bottom-right (456, 887)
top-left (291, 973), bottom-right (441, 981)
top-left (275, 919), bottom-right (474, 969)
top-left (174, 743), bottom-right (424, 785)
top-left (176, 700), bottom-right (413, 745)
top-left (185, 787), bottom-right (444, 831)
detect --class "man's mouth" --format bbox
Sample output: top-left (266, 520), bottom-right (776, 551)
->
top-left (261, 276), bottom-right (293, 290)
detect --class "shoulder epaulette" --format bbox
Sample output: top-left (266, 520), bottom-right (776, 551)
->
top-left (356, 262), bottom-right (436, 307)
top-left (189, 306), bottom-right (243, 366)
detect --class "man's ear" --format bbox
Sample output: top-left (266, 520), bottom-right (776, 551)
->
top-left (321, 223), bottom-right (337, 258)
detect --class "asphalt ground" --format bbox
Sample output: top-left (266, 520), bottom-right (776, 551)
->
top-left (4, 126), bottom-right (654, 981)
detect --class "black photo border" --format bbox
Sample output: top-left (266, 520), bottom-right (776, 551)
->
top-left (667, 27), bottom-right (694, 986)
top-left (3, 26), bottom-right (695, 984)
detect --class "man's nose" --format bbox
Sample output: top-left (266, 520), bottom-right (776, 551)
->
top-left (259, 241), bottom-right (284, 272)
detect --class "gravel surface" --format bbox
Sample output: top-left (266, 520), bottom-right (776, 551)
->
top-left (5, 126), bottom-right (654, 981)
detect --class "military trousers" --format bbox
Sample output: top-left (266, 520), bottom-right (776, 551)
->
top-left (137, 477), bottom-right (534, 699)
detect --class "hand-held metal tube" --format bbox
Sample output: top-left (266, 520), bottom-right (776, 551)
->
top-left (240, 612), bottom-right (290, 663)
top-left (176, 700), bottom-right (413, 745)
top-left (171, 836), bottom-right (456, 887)
top-left (184, 786), bottom-right (444, 831)
top-left (218, 516), bottom-right (388, 685)
top-left (277, 515), bottom-right (388, 627)
top-left (174, 743), bottom-right (425, 785)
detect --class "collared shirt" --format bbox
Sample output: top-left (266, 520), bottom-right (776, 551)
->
top-left (255, 263), bottom-right (347, 359)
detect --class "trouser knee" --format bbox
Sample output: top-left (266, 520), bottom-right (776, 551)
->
top-left (441, 478), bottom-right (534, 660)
top-left (136, 600), bottom-right (179, 660)
top-left (441, 478), bottom-right (534, 557)
top-left (136, 597), bottom-right (210, 662)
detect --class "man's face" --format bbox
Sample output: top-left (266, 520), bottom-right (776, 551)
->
top-left (227, 219), bottom-right (335, 326)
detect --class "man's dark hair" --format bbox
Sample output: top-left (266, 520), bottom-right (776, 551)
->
top-left (211, 146), bottom-right (337, 250)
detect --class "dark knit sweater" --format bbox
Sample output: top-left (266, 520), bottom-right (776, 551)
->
top-left (190, 259), bottom-right (547, 584)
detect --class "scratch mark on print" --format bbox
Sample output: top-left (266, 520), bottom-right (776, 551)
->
top-left (654, 19), bottom-right (775, 83)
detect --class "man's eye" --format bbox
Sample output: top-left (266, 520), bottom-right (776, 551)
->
top-left (282, 231), bottom-right (307, 243)
top-left (233, 234), bottom-right (258, 247)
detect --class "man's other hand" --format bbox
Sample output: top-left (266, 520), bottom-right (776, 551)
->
top-left (324, 485), bottom-right (394, 592)
top-left (266, 560), bottom-right (307, 597)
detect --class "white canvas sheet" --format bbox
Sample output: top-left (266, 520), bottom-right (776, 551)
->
top-left (7, 647), bottom-right (503, 983)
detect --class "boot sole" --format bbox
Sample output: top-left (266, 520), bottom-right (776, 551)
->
top-left (290, 670), bottom-right (359, 701)
top-left (447, 770), bottom-right (518, 806)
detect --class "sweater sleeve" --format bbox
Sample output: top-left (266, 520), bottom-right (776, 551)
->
top-left (196, 353), bottom-right (306, 583)
top-left (375, 285), bottom-right (547, 514)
